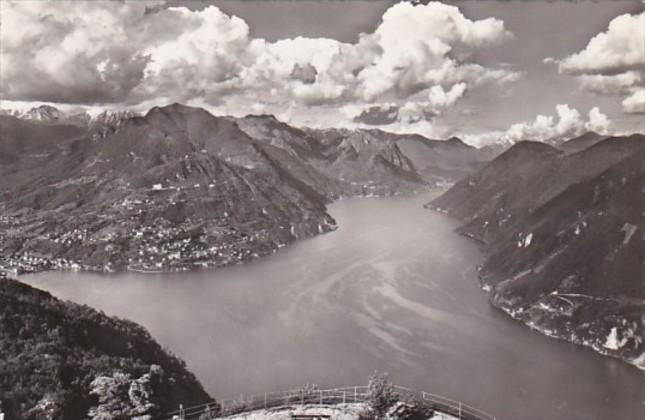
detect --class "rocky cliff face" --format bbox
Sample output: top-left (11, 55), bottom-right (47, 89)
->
top-left (0, 276), bottom-right (212, 419)
top-left (237, 115), bottom-right (489, 197)
top-left (389, 134), bottom-right (489, 184)
top-left (304, 127), bottom-right (426, 196)
top-left (0, 104), bottom-right (335, 273)
top-left (88, 110), bottom-right (139, 139)
top-left (430, 135), bottom-right (645, 368)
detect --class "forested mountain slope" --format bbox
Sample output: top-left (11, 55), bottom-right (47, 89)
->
top-left (0, 276), bottom-right (212, 419)
top-left (430, 135), bottom-right (645, 368)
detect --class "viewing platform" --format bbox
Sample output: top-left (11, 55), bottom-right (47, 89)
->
top-left (159, 385), bottom-right (497, 420)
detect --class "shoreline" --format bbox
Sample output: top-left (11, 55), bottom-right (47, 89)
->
top-left (9, 187), bottom-right (442, 278)
top-left (422, 206), bottom-right (645, 372)
top-left (495, 300), bottom-right (645, 372)
top-left (15, 193), bottom-right (643, 373)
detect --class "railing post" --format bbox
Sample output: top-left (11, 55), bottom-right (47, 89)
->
top-left (343, 391), bottom-right (346, 404)
top-left (458, 402), bottom-right (462, 419)
top-left (264, 393), bottom-right (267, 409)
top-left (354, 387), bottom-right (357, 402)
top-left (319, 390), bottom-right (323, 405)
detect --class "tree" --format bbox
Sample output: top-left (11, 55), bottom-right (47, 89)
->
top-left (365, 372), bottom-right (398, 420)
top-left (298, 383), bottom-right (319, 405)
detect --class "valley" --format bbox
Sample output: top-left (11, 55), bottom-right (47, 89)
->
top-left (3, 2), bottom-right (644, 419)
top-left (2, 103), bottom-right (644, 419)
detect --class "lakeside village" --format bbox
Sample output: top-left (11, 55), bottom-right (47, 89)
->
top-left (0, 189), bottom-right (334, 276)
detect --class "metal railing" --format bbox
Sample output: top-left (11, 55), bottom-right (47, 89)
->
top-left (158, 385), bottom-right (497, 420)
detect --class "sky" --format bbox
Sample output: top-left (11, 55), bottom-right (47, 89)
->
top-left (1, 0), bottom-right (643, 145)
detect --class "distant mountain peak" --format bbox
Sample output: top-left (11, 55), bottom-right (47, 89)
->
top-left (445, 136), bottom-right (471, 148)
top-left (1, 104), bottom-right (62, 122)
top-left (31, 104), bottom-right (60, 113)
top-left (579, 130), bottom-right (600, 137)
top-left (495, 140), bottom-right (561, 162)
top-left (0, 104), bottom-right (95, 127)
top-left (562, 130), bottom-right (603, 144)
top-left (88, 109), bottom-right (138, 139)
top-left (244, 113), bottom-right (279, 121)
top-left (509, 139), bottom-right (559, 150)
top-left (146, 102), bottom-right (203, 116)
top-left (559, 130), bottom-right (610, 154)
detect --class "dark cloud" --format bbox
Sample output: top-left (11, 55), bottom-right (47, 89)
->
top-left (407, 110), bottom-right (437, 124)
top-left (353, 105), bottom-right (399, 125)
top-left (2, 54), bottom-right (149, 104)
top-left (290, 63), bottom-right (317, 84)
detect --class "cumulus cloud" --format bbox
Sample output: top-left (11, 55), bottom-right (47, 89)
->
top-left (501, 105), bottom-right (611, 143)
top-left (559, 12), bottom-right (644, 75)
top-left (557, 11), bottom-right (645, 114)
top-left (622, 89), bottom-right (645, 114)
top-left (137, 6), bottom-right (253, 102)
top-left (352, 81), bottom-right (466, 127)
top-left (0, 1), bottom-right (164, 103)
top-left (455, 106), bottom-right (613, 148)
top-left (576, 72), bottom-right (642, 95)
top-left (586, 107), bottom-right (611, 133)
top-left (353, 2), bottom-right (515, 101)
top-left (427, 83), bottom-right (467, 109)
top-left (0, 0), bottom-right (518, 127)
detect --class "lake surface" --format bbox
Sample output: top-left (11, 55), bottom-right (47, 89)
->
top-left (23, 192), bottom-right (644, 420)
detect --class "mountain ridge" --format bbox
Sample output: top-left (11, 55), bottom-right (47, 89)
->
top-left (2, 103), bottom-right (639, 278)
top-left (429, 133), bottom-right (645, 368)
top-left (0, 104), bottom-right (336, 274)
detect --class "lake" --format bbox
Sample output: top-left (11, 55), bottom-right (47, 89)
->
top-left (23, 191), bottom-right (644, 419)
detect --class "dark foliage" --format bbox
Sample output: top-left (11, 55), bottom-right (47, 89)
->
top-left (0, 277), bottom-right (212, 420)
top-left (364, 372), bottom-right (398, 420)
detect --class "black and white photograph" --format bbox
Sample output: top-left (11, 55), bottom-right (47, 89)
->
top-left (0, 0), bottom-right (643, 419)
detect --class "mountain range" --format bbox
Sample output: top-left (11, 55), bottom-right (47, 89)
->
top-left (1, 102), bottom-right (643, 369)
top-left (430, 134), bottom-right (645, 368)
top-left (0, 105), bottom-right (133, 128)
top-left (0, 103), bottom-right (490, 274)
